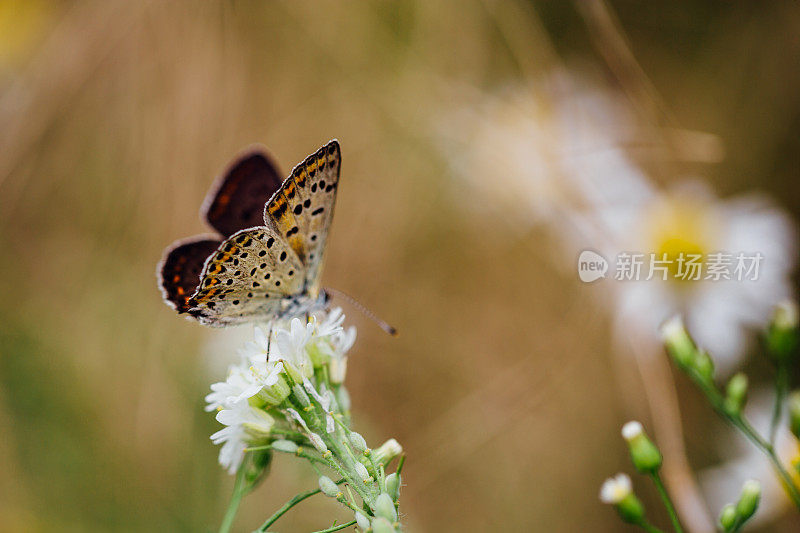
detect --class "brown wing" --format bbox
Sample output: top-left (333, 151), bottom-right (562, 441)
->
top-left (158, 236), bottom-right (222, 313)
top-left (202, 149), bottom-right (284, 237)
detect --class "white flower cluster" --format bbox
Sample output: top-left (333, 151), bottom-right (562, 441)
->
top-left (205, 308), bottom-right (356, 473)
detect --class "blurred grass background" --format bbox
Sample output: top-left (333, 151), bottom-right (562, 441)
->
top-left (0, 1), bottom-right (798, 531)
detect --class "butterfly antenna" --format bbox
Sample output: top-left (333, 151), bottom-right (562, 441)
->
top-left (325, 287), bottom-right (398, 336)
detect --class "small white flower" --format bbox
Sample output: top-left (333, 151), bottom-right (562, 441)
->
top-left (316, 307), bottom-right (346, 338)
top-left (205, 309), bottom-right (360, 474)
top-left (205, 365), bottom-right (261, 412)
top-left (241, 326), bottom-right (271, 361)
top-left (659, 315), bottom-right (686, 344)
top-left (217, 402), bottom-right (274, 439)
top-left (372, 438), bottom-right (403, 466)
top-left (210, 424), bottom-right (247, 475)
top-left (329, 355), bottom-right (348, 385)
top-left (773, 300), bottom-right (798, 330)
top-left (211, 400), bottom-right (274, 474)
top-left (600, 473), bottom-right (632, 504)
top-left (273, 318), bottom-right (315, 380)
top-left (328, 326), bottom-right (356, 383)
top-left (621, 421), bottom-right (643, 441)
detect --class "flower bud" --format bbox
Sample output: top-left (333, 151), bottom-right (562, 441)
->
top-left (370, 517), bottom-right (395, 533)
top-left (622, 421), bottom-right (662, 474)
top-left (599, 473), bottom-right (632, 505)
top-left (766, 301), bottom-right (799, 362)
top-left (271, 439), bottom-right (298, 453)
top-left (308, 432), bottom-right (328, 454)
top-left (354, 511), bottom-right (371, 531)
top-left (385, 472), bottom-right (401, 501)
top-left (660, 315), bottom-right (697, 369)
top-left (282, 359), bottom-right (308, 384)
top-left (372, 439), bottom-right (403, 466)
top-left (318, 475), bottom-right (340, 498)
top-left (240, 410), bottom-right (275, 441)
top-left (307, 340), bottom-right (333, 367)
top-left (599, 474), bottom-right (644, 524)
top-left (355, 461), bottom-right (371, 482)
top-left (718, 503), bottom-right (736, 531)
top-left (735, 479), bottom-right (760, 522)
top-left (774, 300), bottom-right (799, 330)
top-left (789, 391), bottom-right (800, 440)
top-left (336, 386), bottom-right (351, 413)
top-left (292, 384), bottom-right (311, 407)
top-left (374, 493), bottom-right (397, 522)
top-left (694, 349), bottom-right (715, 381)
top-left (329, 355), bottom-right (349, 384)
top-left (349, 432), bottom-right (368, 453)
top-left (258, 373), bottom-right (291, 406)
top-left (724, 373), bottom-right (748, 415)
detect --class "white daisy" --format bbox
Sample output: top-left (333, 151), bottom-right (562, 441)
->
top-left (438, 72), bottom-right (651, 238)
top-left (606, 183), bottom-right (796, 374)
top-left (440, 74), bottom-right (796, 369)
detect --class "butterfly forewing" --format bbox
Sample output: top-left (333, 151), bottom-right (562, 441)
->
top-left (264, 140), bottom-right (340, 295)
top-left (187, 226), bottom-right (305, 326)
top-left (203, 151), bottom-right (283, 237)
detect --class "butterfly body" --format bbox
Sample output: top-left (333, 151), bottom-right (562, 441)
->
top-left (158, 140), bottom-right (340, 327)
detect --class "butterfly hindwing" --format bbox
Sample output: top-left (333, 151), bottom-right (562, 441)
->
top-left (187, 226), bottom-right (306, 326)
top-left (264, 139), bottom-right (340, 295)
top-left (158, 236), bottom-right (222, 313)
top-left (203, 150), bottom-right (284, 237)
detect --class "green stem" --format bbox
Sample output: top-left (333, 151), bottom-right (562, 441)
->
top-left (770, 364), bottom-right (789, 445)
top-left (269, 428), bottom-right (308, 441)
top-left (688, 369), bottom-right (800, 509)
top-left (312, 519), bottom-right (358, 533)
top-left (725, 407), bottom-right (800, 509)
top-left (219, 461), bottom-right (249, 533)
top-left (650, 473), bottom-right (684, 533)
top-left (637, 521), bottom-right (665, 533)
top-left (256, 479), bottom-right (344, 532)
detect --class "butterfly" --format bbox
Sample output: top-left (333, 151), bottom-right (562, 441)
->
top-left (158, 140), bottom-right (340, 327)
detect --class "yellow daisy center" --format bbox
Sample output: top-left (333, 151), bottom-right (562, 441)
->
top-left (646, 193), bottom-right (717, 283)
